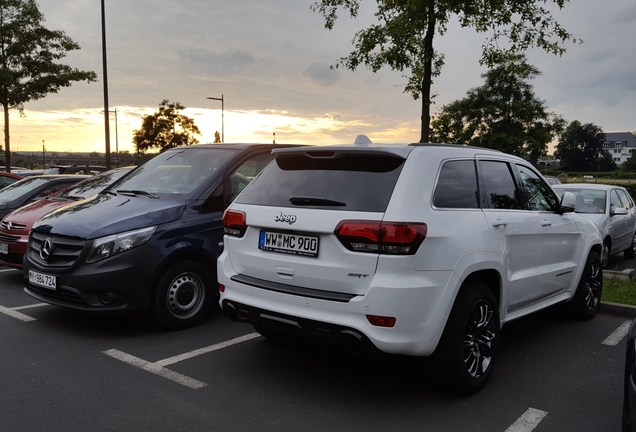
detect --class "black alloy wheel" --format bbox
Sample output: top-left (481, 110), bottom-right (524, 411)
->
top-left (463, 299), bottom-right (497, 380)
top-left (568, 250), bottom-right (602, 320)
top-left (433, 282), bottom-right (500, 394)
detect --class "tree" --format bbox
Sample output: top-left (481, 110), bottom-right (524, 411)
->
top-left (555, 121), bottom-right (608, 172)
top-left (429, 55), bottom-right (565, 164)
top-left (0, 0), bottom-right (97, 172)
top-left (312, 0), bottom-right (576, 143)
top-left (598, 150), bottom-right (618, 172)
top-left (133, 100), bottom-right (201, 153)
top-left (620, 153), bottom-right (636, 172)
top-left (213, 131), bottom-right (221, 143)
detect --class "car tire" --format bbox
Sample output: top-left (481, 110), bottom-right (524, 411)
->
top-left (433, 282), bottom-right (500, 394)
top-left (624, 232), bottom-right (636, 259)
top-left (602, 240), bottom-right (611, 269)
top-left (151, 260), bottom-right (215, 330)
top-left (568, 250), bottom-right (602, 320)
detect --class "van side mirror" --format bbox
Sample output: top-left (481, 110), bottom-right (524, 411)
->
top-left (560, 191), bottom-right (576, 213)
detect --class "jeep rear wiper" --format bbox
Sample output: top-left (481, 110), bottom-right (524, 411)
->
top-left (117, 189), bottom-right (159, 199)
top-left (289, 196), bottom-right (346, 206)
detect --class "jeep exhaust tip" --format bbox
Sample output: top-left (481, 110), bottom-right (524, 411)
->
top-left (338, 330), bottom-right (365, 355)
top-left (223, 302), bottom-right (239, 322)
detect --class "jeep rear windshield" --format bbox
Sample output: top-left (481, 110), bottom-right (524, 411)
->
top-left (236, 151), bottom-right (405, 212)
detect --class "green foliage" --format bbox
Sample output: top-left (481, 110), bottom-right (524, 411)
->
top-left (597, 182), bottom-right (636, 200)
top-left (621, 153), bottom-right (636, 173)
top-left (133, 100), bottom-right (201, 153)
top-left (598, 150), bottom-right (618, 172)
top-left (311, 0), bottom-right (576, 142)
top-left (429, 54), bottom-right (564, 164)
top-left (602, 277), bottom-right (636, 306)
top-left (555, 121), bottom-right (607, 172)
top-left (0, 0), bottom-right (97, 171)
top-left (563, 171), bottom-right (635, 180)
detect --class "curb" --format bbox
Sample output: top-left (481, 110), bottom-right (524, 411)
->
top-left (602, 268), bottom-right (636, 318)
top-left (601, 301), bottom-right (636, 318)
top-left (604, 268), bottom-right (635, 280)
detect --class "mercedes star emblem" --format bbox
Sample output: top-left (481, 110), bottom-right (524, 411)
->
top-left (40, 239), bottom-right (52, 260)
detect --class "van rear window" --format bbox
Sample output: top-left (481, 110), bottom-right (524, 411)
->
top-left (236, 152), bottom-right (405, 212)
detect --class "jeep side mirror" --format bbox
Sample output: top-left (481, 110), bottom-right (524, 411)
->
top-left (560, 191), bottom-right (576, 212)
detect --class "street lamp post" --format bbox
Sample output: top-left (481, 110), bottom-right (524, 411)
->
top-left (206, 95), bottom-right (224, 143)
top-left (101, 0), bottom-right (111, 169)
top-left (103, 108), bottom-right (119, 167)
top-left (109, 109), bottom-right (119, 167)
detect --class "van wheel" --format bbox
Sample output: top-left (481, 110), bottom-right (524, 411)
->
top-left (568, 250), bottom-right (602, 320)
top-left (151, 260), bottom-right (214, 330)
top-left (434, 282), bottom-right (499, 394)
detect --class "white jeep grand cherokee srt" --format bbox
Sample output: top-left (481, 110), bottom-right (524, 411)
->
top-left (217, 143), bottom-right (602, 393)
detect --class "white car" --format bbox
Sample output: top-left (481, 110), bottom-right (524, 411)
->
top-left (552, 183), bottom-right (636, 268)
top-left (217, 144), bottom-right (602, 393)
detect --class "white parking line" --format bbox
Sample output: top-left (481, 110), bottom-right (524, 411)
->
top-left (0, 268), bottom-right (18, 273)
top-left (12, 303), bottom-right (49, 311)
top-left (103, 349), bottom-right (207, 390)
top-left (0, 304), bottom-right (37, 322)
top-left (602, 320), bottom-right (632, 346)
top-left (103, 333), bottom-right (261, 389)
top-left (505, 408), bottom-right (548, 432)
top-left (157, 333), bottom-right (260, 366)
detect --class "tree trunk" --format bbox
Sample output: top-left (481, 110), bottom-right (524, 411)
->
top-left (420, 3), bottom-right (436, 143)
top-left (3, 103), bottom-right (10, 172)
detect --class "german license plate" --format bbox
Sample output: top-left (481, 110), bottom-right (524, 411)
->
top-left (259, 230), bottom-right (319, 257)
top-left (0, 243), bottom-right (7, 255)
top-left (28, 270), bottom-right (56, 290)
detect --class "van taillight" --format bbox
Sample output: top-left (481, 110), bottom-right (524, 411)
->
top-left (223, 210), bottom-right (247, 237)
top-left (335, 220), bottom-right (427, 255)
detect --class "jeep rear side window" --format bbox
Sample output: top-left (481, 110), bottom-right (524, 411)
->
top-left (479, 160), bottom-right (523, 210)
top-left (433, 160), bottom-right (479, 209)
top-left (236, 152), bottom-right (405, 212)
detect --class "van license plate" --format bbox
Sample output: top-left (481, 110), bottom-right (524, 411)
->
top-left (0, 243), bottom-right (7, 254)
top-left (259, 231), bottom-right (319, 257)
top-left (29, 270), bottom-right (56, 290)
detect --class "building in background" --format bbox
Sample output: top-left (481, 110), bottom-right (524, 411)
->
top-left (604, 132), bottom-right (636, 165)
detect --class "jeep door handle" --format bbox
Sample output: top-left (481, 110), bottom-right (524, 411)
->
top-left (540, 220), bottom-right (553, 227)
top-left (491, 219), bottom-right (508, 227)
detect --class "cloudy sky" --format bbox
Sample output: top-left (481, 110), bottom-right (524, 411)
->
top-left (9, 0), bottom-right (636, 154)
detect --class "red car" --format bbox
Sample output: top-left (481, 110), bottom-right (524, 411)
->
top-left (0, 172), bottom-right (24, 190)
top-left (0, 167), bottom-right (132, 269)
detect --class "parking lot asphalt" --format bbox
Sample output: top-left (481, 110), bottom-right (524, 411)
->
top-left (0, 265), bottom-right (631, 431)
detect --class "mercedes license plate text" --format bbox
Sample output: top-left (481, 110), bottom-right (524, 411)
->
top-left (29, 270), bottom-right (56, 290)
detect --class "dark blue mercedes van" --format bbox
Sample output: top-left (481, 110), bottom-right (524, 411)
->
top-left (23, 144), bottom-right (295, 329)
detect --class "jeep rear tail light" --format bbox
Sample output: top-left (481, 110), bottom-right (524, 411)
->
top-left (223, 210), bottom-right (247, 237)
top-left (335, 220), bottom-right (427, 255)
top-left (366, 315), bottom-right (397, 327)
